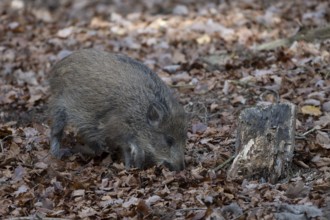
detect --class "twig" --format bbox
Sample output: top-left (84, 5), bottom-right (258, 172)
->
top-left (227, 80), bottom-right (255, 88)
top-left (213, 155), bottom-right (235, 172)
top-left (295, 135), bottom-right (307, 140)
top-left (255, 26), bottom-right (330, 51)
top-left (176, 207), bottom-right (207, 212)
top-left (301, 127), bottom-right (318, 137)
top-left (295, 127), bottom-right (319, 140)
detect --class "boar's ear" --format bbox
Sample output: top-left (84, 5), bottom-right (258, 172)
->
top-left (147, 102), bottom-right (165, 127)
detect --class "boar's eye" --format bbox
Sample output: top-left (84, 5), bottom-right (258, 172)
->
top-left (165, 136), bottom-right (175, 147)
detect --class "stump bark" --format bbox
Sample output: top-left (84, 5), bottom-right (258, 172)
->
top-left (227, 103), bottom-right (296, 183)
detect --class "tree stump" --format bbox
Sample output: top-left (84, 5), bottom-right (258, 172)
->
top-left (227, 103), bottom-right (296, 183)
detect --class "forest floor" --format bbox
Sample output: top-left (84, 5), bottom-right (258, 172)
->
top-left (0, 0), bottom-right (329, 219)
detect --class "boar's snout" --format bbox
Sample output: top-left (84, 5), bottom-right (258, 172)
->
top-left (163, 159), bottom-right (185, 171)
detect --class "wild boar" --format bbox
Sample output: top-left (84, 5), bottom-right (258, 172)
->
top-left (48, 49), bottom-right (187, 171)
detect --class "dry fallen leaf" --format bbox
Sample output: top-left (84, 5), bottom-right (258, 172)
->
top-left (78, 207), bottom-right (97, 218)
top-left (285, 181), bottom-right (310, 199)
top-left (34, 162), bottom-right (48, 169)
top-left (301, 105), bottom-right (322, 116)
top-left (122, 197), bottom-right (139, 208)
top-left (192, 122), bottom-right (208, 134)
top-left (146, 195), bottom-right (162, 205)
top-left (72, 189), bottom-right (85, 197)
top-left (316, 131), bottom-right (330, 149)
top-left (136, 200), bottom-right (151, 216)
top-left (13, 185), bottom-right (29, 197)
top-left (90, 17), bottom-right (110, 28)
top-left (57, 27), bottom-right (74, 38)
top-left (196, 34), bottom-right (211, 45)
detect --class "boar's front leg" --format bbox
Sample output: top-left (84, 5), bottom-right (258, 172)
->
top-left (50, 107), bottom-right (72, 158)
top-left (123, 143), bottom-right (145, 169)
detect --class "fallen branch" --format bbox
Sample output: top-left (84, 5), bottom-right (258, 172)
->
top-left (255, 26), bottom-right (330, 51)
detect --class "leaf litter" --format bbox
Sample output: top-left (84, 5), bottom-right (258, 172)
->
top-left (0, 0), bottom-right (329, 219)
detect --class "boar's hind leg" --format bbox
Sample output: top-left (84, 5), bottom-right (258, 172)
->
top-left (50, 108), bottom-right (72, 158)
